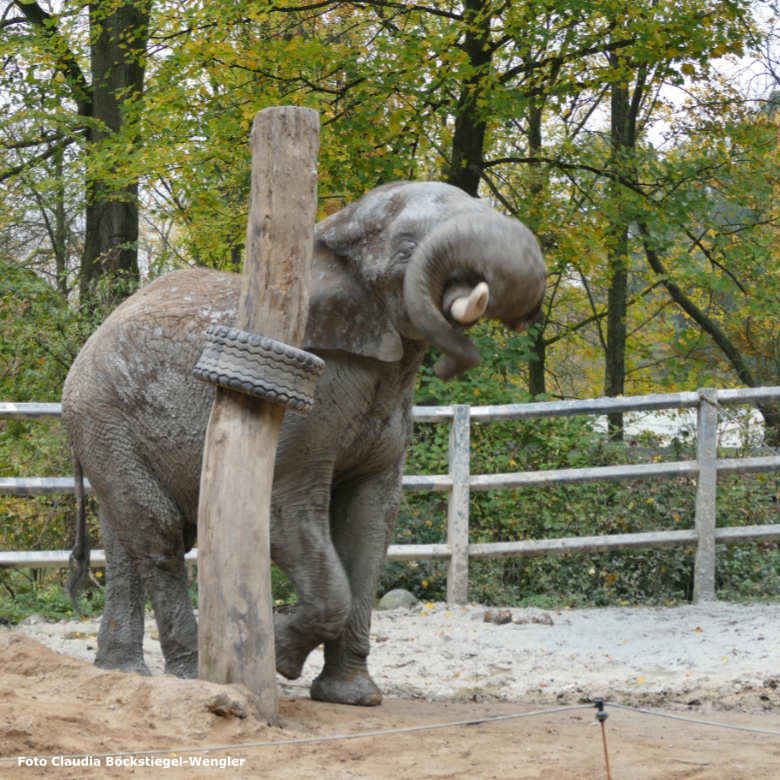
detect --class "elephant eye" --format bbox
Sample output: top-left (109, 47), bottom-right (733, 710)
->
top-left (392, 239), bottom-right (416, 263)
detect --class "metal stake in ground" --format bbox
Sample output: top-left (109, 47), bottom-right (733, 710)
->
top-left (594, 700), bottom-right (612, 780)
top-left (195, 106), bottom-right (321, 722)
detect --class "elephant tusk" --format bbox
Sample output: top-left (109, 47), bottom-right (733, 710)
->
top-left (450, 282), bottom-right (490, 325)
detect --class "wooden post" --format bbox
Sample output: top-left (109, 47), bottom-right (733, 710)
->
top-left (197, 107), bottom-right (320, 720)
top-left (446, 404), bottom-right (471, 604)
top-left (693, 387), bottom-right (718, 603)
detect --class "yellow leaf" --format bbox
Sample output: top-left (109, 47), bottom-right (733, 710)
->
top-left (681, 63), bottom-right (695, 76)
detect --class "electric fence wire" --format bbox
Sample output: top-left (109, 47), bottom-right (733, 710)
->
top-left (0, 704), bottom-right (592, 765)
top-left (610, 702), bottom-right (780, 736)
top-left (1, 699), bottom-right (778, 766)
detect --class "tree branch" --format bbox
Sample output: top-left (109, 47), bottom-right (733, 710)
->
top-left (544, 281), bottom-right (663, 348)
top-left (1, 131), bottom-right (71, 151)
top-left (13, 0), bottom-right (92, 119)
top-left (0, 137), bottom-right (76, 183)
top-left (0, 15), bottom-right (25, 29)
top-left (499, 35), bottom-right (634, 84)
top-left (638, 222), bottom-right (759, 387)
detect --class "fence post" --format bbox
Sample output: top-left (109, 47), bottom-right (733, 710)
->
top-left (693, 387), bottom-right (718, 603)
top-left (447, 404), bottom-right (471, 604)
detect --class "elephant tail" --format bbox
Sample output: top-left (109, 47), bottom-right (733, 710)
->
top-left (67, 456), bottom-right (90, 614)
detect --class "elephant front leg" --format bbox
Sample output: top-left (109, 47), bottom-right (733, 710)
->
top-left (270, 491), bottom-right (352, 681)
top-left (311, 467), bottom-right (402, 706)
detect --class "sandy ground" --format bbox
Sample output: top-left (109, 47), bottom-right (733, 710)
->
top-left (2, 600), bottom-right (779, 778)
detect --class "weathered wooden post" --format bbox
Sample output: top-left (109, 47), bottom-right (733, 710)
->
top-left (446, 404), bottom-right (471, 604)
top-left (194, 107), bottom-right (322, 720)
top-left (693, 387), bottom-right (718, 603)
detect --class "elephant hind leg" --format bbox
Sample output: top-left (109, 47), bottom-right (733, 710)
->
top-left (94, 462), bottom-right (198, 678)
top-left (138, 555), bottom-right (198, 677)
top-left (95, 510), bottom-right (150, 676)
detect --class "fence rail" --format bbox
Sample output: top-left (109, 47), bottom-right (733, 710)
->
top-left (1, 387), bottom-right (778, 603)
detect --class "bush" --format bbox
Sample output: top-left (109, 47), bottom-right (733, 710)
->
top-left (0, 569), bottom-right (106, 624)
top-left (384, 410), bottom-right (777, 607)
top-left (380, 331), bottom-right (778, 607)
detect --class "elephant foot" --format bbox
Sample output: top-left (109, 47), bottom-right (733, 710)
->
top-left (163, 651), bottom-right (198, 678)
top-left (274, 614), bottom-right (320, 680)
top-left (276, 653), bottom-right (306, 680)
top-left (310, 669), bottom-right (382, 706)
top-left (275, 635), bottom-right (316, 680)
top-left (95, 655), bottom-right (151, 677)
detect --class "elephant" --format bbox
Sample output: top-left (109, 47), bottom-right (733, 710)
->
top-left (62, 180), bottom-right (545, 706)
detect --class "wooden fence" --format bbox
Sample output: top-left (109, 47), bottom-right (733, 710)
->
top-left (1, 386), bottom-right (778, 604)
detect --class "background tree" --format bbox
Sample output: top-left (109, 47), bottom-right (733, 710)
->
top-left (4, 0), bottom-right (151, 304)
top-left (0, 0), bottom-right (774, 423)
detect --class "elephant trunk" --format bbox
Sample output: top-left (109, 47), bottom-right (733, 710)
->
top-left (403, 211), bottom-right (546, 380)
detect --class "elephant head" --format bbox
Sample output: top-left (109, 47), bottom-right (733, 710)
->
top-left (303, 181), bottom-right (546, 379)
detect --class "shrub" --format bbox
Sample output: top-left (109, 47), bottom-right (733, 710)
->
top-left (381, 335), bottom-right (778, 606)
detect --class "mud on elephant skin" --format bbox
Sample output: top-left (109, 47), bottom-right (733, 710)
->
top-left (62, 181), bottom-right (545, 705)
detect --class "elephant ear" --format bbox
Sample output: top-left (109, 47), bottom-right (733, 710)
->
top-left (303, 243), bottom-right (403, 362)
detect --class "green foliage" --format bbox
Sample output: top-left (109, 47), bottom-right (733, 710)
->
top-left (0, 490), bottom-right (102, 624)
top-left (0, 259), bottom-right (135, 487)
top-left (0, 570), bottom-right (105, 624)
top-left (717, 542), bottom-right (780, 601)
top-left (0, 495), bottom-right (74, 549)
top-left (0, 261), bottom-right (82, 403)
top-left (383, 353), bottom-right (778, 606)
top-left (271, 564), bottom-right (297, 606)
top-left (387, 435), bottom-right (777, 607)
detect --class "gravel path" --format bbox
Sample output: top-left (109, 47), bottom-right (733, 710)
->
top-left (13, 600), bottom-right (779, 704)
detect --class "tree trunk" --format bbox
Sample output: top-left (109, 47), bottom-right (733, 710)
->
top-left (525, 98), bottom-right (548, 397)
top-left (604, 73), bottom-right (632, 440)
top-left (80, 0), bottom-right (150, 304)
top-left (445, 0), bottom-right (491, 197)
top-left (53, 144), bottom-right (68, 296)
top-left (604, 221), bottom-right (628, 438)
top-left (762, 405), bottom-right (780, 447)
top-left (422, 0), bottom-right (492, 390)
top-left (528, 326), bottom-right (547, 397)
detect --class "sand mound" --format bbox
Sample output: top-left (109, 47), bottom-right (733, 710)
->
top-left (2, 602), bottom-right (779, 778)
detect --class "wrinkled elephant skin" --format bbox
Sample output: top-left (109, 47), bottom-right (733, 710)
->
top-left (62, 181), bottom-right (545, 705)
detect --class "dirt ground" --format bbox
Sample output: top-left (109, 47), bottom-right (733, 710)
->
top-left (1, 601), bottom-right (779, 778)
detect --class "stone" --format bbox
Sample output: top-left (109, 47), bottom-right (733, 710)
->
top-left (205, 693), bottom-right (249, 719)
top-left (495, 609), bottom-right (513, 625)
top-left (376, 589), bottom-right (419, 611)
top-left (18, 615), bottom-right (54, 626)
top-left (483, 609), bottom-right (512, 625)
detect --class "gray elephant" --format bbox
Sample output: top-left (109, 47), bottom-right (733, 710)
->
top-left (62, 181), bottom-right (545, 706)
